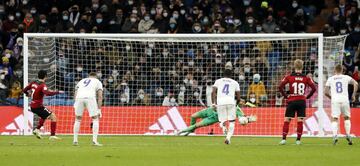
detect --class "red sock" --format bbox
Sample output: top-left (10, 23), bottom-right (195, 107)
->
top-left (282, 121), bottom-right (290, 140)
top-left (297, 121), bottom-right (303, 141)
top-left (37, 118), bottom-right (45, 129)
top-left (51, 122), bottom-right (57, 136)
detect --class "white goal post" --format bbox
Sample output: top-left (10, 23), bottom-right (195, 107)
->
top-left (22, 33), bottom-right (347, 136)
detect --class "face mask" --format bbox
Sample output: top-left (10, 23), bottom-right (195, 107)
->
top-left (144, 16), bottom-right (150, 21)
top-left (244, 67), bottom-right (251, 73)
top-left (108, 79), bottom-right (114, 83)
top-left (234, 19), bottom-right (241, 25)
top-left (126, 45), bottom-right (131, 50)
top-left (355, 27), bottom-right (360, 32)
top-left (130, 18), bottom-right (136, 23)
top-left (16, 12), bottom-right (21, 17)
top-left (250, 98), bottom-right (256, 103)
top-left (188, 61), bottom-right (194, 66)
top-left (0, 75), bottom-right (5, 80)
top-left (23, 0), bottom-right (28, 5)
top-left (132, 10), bottom-right (138, 14)
top-left (163, 12), bottom-right (168, 17)
top-left (243, 0), bottom-right (250, 6)
top-left (254, 79), bottom-right (260, 83)
top-left (109, 20), bottom-right (115, 24)
top-left (76, 67), bottom-right (83, 72)
top-left (180, 10), bottom-right (186, 15)
top-left (5, 53), bottom-right (11, 58)
top-left (346, 20), bottom-right (351, 25)
top-left (239, 75), bottom-right (245, 81)
top-left (139, 94), bottom-right (144, 99)
top-left (173, 14), bottom-right (179, 19)
top-left (224, 45), bottom-right (229, 50)
top-left (96, 73), bottom-right (102, 78)
top-left (170, 98), bottom-right (176, 103)
top-left (194, 92), bottom-right (199, 97)
top-left (63, 15), bottom-right (69, 20)
top-left (151, 9), bottom-right (156, 15)
top-left (121, 98), bottom-right (127, 102)
top-left (169, 23), bottom-right (176, 29)
top-left (180, 86), bottom-right (186, 91)
top-left (30, 9), bottom-right (36, 14)
top-left (340, 29), bottom-right (347, 34)
top-left (256, 26), bottom-right (262, 32)
top-left (93, 4), bottom-right (99, 9)
top-left (162, 51), bottom-right (169, 56)
top-left (248, 19), bottom-right (253, 24)
top-left (112, 70), bottom-right (119, 76)
top-left (189, 80), bottom-right (194, 85)
top-left (215, 58), bottom-right (221, 64)
top-left (194, 26), bottom-right (201, 32)
top-left (156, 92), bottom-right (163, 96)
top-left (41, 19), bottom-right (47, 24)
top-left (128, 0), bottom-right (133, 5)
top-left (9, 15), bottom-right (14, 21)
top-left (292, 2), bottom-right (298, 8)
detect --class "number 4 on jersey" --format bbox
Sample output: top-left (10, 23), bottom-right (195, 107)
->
top-left (222, 84), bottom-right (229, 95)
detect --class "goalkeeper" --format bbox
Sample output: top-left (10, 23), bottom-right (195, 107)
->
top-left (178, 105), bottom-right (256, 136)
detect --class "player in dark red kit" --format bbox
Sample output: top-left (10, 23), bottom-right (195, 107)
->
top-left (22, 70), bottom-right (64, 140)
top-left (278, 59), bottom-right (316, 145)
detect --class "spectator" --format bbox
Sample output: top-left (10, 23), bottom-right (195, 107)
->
top-left (262, 15), bottom-right (277, 33)
top-left (138, 13), bottom-right (154, 33)
top-left (162, 92), bottom-right (178, 106)
top-left (132, 89), bottom-right (150, 105)
top-left (23, 12), bottom-right (37, 32)
top-left (247, 74), bottom-right (267, 106)
top-left (8, 81), bottom-right (21, 99)
top-left (2, 13), bottom-right (18, 32)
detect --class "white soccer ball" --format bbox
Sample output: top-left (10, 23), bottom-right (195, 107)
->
top-left (238, 117), bottom-right (248, 125)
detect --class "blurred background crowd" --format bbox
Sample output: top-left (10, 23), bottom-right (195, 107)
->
top-left (0, 0), bottom-right (360, 107)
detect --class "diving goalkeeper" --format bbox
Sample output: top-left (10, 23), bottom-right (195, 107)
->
top-left (178, 106), bottom-right (256, 136)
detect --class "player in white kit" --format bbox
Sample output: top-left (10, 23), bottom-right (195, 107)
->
top-left (325, 64), bottom-right (358, 145)
top-left (73, 72), bottom-right (103, 146)
top-left (212, 63), bottom-right (241, 144)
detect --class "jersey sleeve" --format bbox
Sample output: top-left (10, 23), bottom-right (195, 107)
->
top-left (96, 79), bottom-right (104, 91)
top-left (42, 84), bottom-right (59, 96)
top-left (346, 75), bottom-right (354, 83)
top-left (213, 80), bottom-right (219, 88)
top-left (22, 82), bottom-right (32, 95)
top-left (235, 82), bottom-right (240, 92)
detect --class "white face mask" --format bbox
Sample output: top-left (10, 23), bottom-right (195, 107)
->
top-left (130, 18), bottom-right (136, 23)
top-left (247, 19), bottom-right (253, 24)
top-left (144, 16), bottom-right (150, 21)
top-left (180, 86), bottom-right (186, 91)
top-left (156, 92), bottom-right (163, 96)
top-left (170, 97), bottom-right (176, 103)
top-left (250, 98), bottom-right (256, 103)
top-left (188, 61), bottom-right (194, 66)
top-left (9, 15), bottom-right (14, 21)
top-left (108, 79), bottom-right (114, 83)
top-left (139, 94), bottom-right (144, 99)
top-left (244, 67), bottom-right (251, 73)
top-left (189, 80), bottom-right (194, 85)
top-left (194, 92), bottom-right (199, 97)
top-left (239, 75), bottom-right (245, 81)
top-left (292, 2), bottom-right (298, 8)
top-left (180, 10), bottom-right (185, 15)
top-left (121, 98), bottom-right (127, 102)
top-left (0, 74), bottom-right (5, 80)
top-left (77, 67), bottom-right (83, 72)
top-left (126, 45), bottom-right (131, 51)
top-left (96, 73), bottom-right (102, 78)
top-left (215, 58), bottom-right (221, 64)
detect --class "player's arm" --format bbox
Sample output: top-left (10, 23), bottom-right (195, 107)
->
top-left (324, 86), bottom-right (331, 99)
top-left (306, 77), bottom-right (317, 99)
top-left (211, 86), bottom-right (217, 107)
top-left (97, 89), bottom-right (103, 109)
top-left (22, 83), bottom-right (32, 97)
top-left (278, 76), bottom-right (288, 98)
top-left (350, 78), bottom-right (358, 102)
top-left (42, 86), bottom-right (63, 96)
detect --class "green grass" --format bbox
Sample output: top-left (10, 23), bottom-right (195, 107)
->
top-left (0, 136), bottom-right (359, 166)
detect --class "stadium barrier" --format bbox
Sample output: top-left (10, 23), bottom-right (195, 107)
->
top-left (1, 106), bottom-right (359, 136)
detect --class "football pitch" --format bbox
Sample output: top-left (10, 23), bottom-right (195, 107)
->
top-left (0, 136), bottom-right (359, 166)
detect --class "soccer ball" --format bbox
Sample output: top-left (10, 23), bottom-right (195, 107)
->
top-left (238, 117), bottom-right (248, 125)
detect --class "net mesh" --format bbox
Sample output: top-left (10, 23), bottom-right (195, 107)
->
top-left (25, 34), bottom-right (345, 136)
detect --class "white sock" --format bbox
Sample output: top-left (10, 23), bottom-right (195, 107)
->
top-left (331, 121), bottom-right (338, 138)
top-left (92, 119), bottom-right (99, 143)
top-left (226, 121), bottom-right (235, 140)
top-left (344, 120), bottom-right (351, 136)
top-left (219, 122), bottom-right (227, 135)
top-left (73, 119), bottom-right (81, 143)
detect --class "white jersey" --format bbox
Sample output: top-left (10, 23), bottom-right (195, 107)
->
top-left (75, 77), bottom-right (103, 99)
top-left (213, 78), bottom-right (240, 105)
top-left (325, 74), bottom-right (353, 103)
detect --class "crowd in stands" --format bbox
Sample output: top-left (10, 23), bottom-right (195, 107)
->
top-left (0, 0), bottom-right (360, 107)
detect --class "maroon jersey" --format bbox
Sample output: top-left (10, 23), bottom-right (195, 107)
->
top-left (278, 72), bottom-right (316, 102)
top-left (22, 80), bottom-right (60, 108)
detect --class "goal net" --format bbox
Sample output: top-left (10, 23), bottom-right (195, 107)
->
top-left (22, 34), bottom-right (346, 136)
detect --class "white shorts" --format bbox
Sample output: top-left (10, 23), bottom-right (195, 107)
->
top-left (331, 102), bottom-right (351, 118)
top-left (74, 98), bottom-right (99, 117)
top-left (217, 104), bottom-right (236, 122)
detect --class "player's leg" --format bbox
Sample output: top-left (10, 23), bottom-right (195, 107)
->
top-left (189, 109), bottom-right (209, 129)
top-left (331, 102), bottom-right (341, 145)
top-left (225, 105), bottom-right (236, 144)
top-left (48, 112), bottom-right (61, 140)
top-left (342, 103), bottom-right (352, 145)
top-left (217, 105), bottom-right (228, 135)
top-left (295, 100), bottom-right (306, 145)
top-left (88, 98), bottom-right (102, 146)
top-left (31, 107), bottom-right (45, 139)
top-left (179, 116), bottom-right (218, 136)
top-left (73, 99), bottom-right (84, 145)
top-left (280, 102), bottom-right (295, 145)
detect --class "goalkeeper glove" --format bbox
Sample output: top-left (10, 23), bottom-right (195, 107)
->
top-left (246, 115), bottom-right (257, 123)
